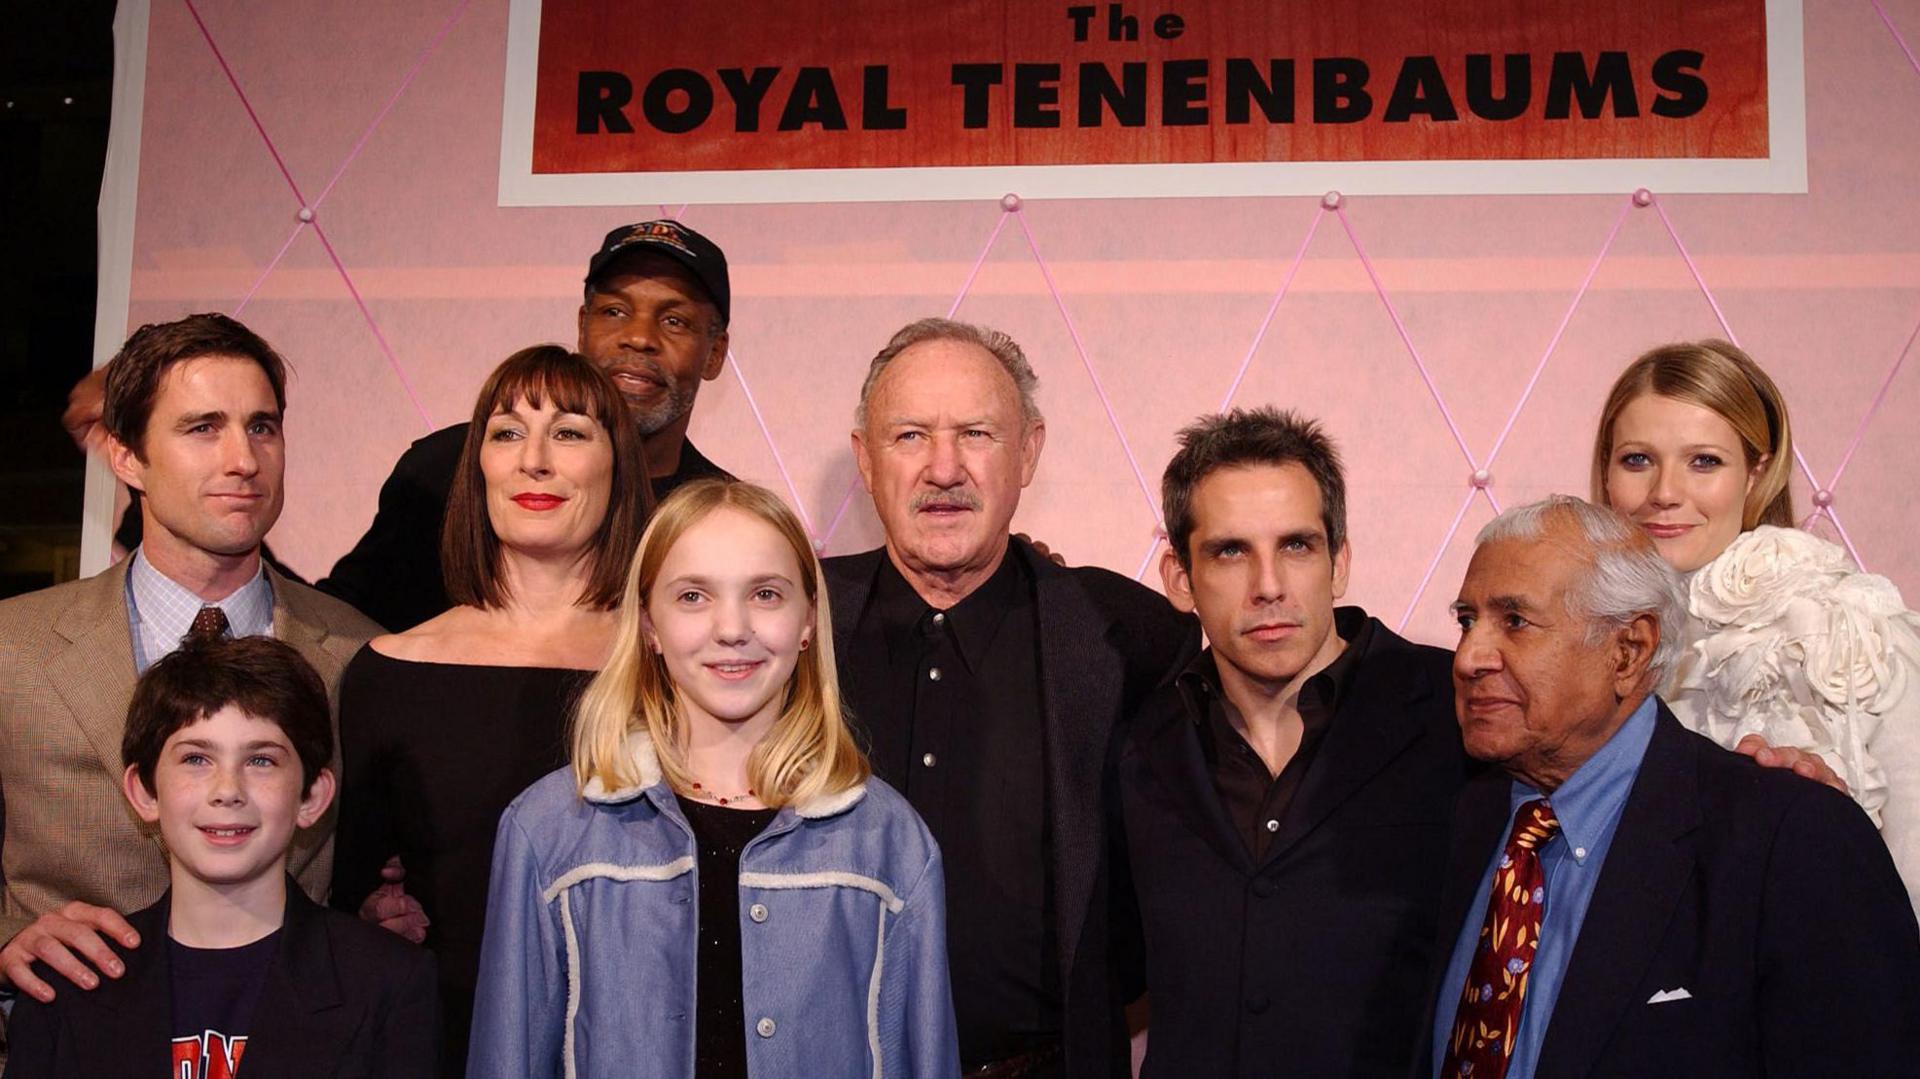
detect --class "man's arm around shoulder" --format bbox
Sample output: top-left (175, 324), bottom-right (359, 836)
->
top-left (316, 424), bottom-right (465, 631)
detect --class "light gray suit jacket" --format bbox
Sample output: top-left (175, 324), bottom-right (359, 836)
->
top-left (0, 559), bottom-right (379, 947)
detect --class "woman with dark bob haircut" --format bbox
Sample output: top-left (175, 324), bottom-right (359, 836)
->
top-left (331, 345), bottom-right (650, 1075)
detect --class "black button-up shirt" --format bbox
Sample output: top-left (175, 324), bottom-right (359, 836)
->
top-left (845, 548), bottom-right (1057, 1067)
top-left (1178, 613), bottom-right (1372, 862)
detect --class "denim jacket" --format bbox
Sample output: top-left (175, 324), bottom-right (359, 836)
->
top-left (468, 732), bottom-right (959, 1078)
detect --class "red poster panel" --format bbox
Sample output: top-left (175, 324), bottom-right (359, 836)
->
top-left (499, 0), bottom-right (1803, 203)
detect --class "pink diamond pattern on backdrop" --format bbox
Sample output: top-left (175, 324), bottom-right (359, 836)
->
top-left (124, 0), bottom-right (1920, 633)
top-left (181, 0), bottom-right (475, 433)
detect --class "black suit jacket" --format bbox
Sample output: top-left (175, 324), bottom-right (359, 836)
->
top-left (2, 882), bottom-right (438, 1078)
top-left (318, 423), bottom-right (729, 631)
top-left (1418, 701), bottom-right (1920, 1078)
top-left (1115, 610), bottom-right (1471, 1078)
top-left (825, 538), bottom-right (1198, 1078)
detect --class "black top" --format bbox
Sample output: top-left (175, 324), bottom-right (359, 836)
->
top-left (1, 882), bottom-right (439, 1078)
top-left (168, 929), bottom-right (281, 1074)
top-left (317, 424), bottom-right (730, 630)
top-left (1177, 616), bottom-right (1370, 862)
top-left (845, 547), bottom-right (1056, 1067)
top-left (1114, 608), bottom-right (1469, 1078)
top-left (331, 647), bottom-right (588, 1078)
top-left (676, 795), bottom-right (779, 1079)
top-left (826, 538), bottom-right (1202, 1079)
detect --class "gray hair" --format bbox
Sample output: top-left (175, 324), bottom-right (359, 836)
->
top-left (1475, 495), bottom-right (1687, 684)
top-left (855, 317), bottom-right (1042, 428)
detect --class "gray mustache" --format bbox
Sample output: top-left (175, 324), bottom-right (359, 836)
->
top-left (910, 490), bottom-right (982, 512)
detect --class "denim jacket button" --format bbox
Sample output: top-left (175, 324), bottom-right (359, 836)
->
top-left (749, 903), bottom-right (769, 923)
top-left (756, 1017), bottom-right (777, 1038)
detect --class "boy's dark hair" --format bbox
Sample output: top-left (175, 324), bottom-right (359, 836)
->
top-left (1162, 407), bottom-right (1348, 569)
top-left (122, 636), bottom-right (333, 796)
top-left (102, 313), bottom-right (289, 459)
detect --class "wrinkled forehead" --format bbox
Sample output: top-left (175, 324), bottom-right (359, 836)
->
top-left (870, 339), bottom-right (1023, 420)
top-left (1460, 531), bottom-right (1592, 603)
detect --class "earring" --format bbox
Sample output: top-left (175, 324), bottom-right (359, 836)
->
top-left (800, 637), bottom-right (811, 651)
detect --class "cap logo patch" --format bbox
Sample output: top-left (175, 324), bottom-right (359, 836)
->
top-left (611, 221), bottom-right (695, 259)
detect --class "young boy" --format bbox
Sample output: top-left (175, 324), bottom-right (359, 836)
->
top-left (1, 635), bottom-right (437, 1077)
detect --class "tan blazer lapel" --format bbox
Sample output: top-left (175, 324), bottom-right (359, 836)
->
top-left (266, 567), bottom-right (364, 901)
top-left (268, 567), bottom-right (350, 679)
top-left (44, 562), bottom-right (142, 799)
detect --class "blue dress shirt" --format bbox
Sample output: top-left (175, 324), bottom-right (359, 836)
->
top-left (126, 549), bottom-right (275, 672)
top-left (1431, 695), bottom-right (1659, 1079)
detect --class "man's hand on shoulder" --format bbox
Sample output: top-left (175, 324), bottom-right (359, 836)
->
top-left (0, 901), bottom-right (139, 1002)
top-left (61, 368), bottom-right (108, 455)
top-left (1735, 734), bottom-right (1849, 795)
top-left (1014, 533), bottom-right (1067, 566)
top-left (358, 854), bottom-right (430, 944)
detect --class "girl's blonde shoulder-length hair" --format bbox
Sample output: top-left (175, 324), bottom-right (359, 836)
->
top-left (570, 478), bottom-right (870, 808)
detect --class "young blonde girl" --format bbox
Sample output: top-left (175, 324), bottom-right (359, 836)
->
top-left (470, 479), bottom-right (957, 1078)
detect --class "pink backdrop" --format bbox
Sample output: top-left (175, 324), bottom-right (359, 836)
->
top-left (113, 1), bottom-right (1920, 648)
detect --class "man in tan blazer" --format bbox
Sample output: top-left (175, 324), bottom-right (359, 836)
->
top-left (0, 313), bottom-right (379, 1012)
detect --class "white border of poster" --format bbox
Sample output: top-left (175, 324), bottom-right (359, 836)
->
top-left (496, 0), bottom-right (1806, 206)
top-left (81, 0), bottom-right (152, 575)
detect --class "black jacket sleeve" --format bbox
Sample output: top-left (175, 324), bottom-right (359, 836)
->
top-left (1757, 781), bottom-right (1920, 1074)
top-left (317, 424), bottom-right (467, 632)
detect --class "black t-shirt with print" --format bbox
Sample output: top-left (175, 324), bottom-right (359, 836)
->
top-left (169, 930), bottom-right (280, 1078)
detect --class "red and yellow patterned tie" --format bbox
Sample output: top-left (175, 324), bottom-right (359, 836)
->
top-left (1441, 798), bottom-right (1560, 1079)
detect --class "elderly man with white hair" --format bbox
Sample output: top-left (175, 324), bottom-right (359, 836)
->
top-left (1423, 495), bottom-right (1920, 1079)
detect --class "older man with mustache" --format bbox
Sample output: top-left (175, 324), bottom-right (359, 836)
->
top-left (1422, 495), bottom-right (1920, 1078)
top-left (824, 318), bottom-right (1197, 1077)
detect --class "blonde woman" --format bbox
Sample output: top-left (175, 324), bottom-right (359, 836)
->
top-left (469, 479), bottom-right (958, 1079)
top-left (1593, 339), bottom-right (1920, 909)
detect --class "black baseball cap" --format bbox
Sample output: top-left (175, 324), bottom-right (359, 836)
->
top-left (585, 220), bottom-right (731, 326)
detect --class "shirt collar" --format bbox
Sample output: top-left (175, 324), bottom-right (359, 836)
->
top-left (128, 547), bottom-right (274, 650)
top-left (1511, 694), bottom-right (1659, 859)
top-left (1176, 605), bottom-right (1372, 722)
top-left (869, 542), bottom-right (1027, 671)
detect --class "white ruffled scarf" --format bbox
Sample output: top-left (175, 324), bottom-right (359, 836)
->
top-left (1665, 525), bottom-right (1920, 827)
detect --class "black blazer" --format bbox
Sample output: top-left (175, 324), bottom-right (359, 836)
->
top-left (825, 538), bottom-right (1198, 1078)
top-left (2, 882), bottom-right (438, 1078)
top-left (1418, 701), bottom-right (1920, 1078)
top-left (1114, 610), bottom-right (1471, 1078)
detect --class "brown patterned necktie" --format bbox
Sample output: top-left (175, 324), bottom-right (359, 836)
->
top-left (188, 604), bottom-right (231, 642)
top-left (1441, 798), bottom-right (1560, 1079)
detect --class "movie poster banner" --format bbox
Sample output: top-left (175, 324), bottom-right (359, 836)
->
top-left (498, 0), bottom-right (1804, 204)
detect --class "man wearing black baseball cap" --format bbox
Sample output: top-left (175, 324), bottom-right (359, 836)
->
top-left (316, 220), bottom-right (736, 630)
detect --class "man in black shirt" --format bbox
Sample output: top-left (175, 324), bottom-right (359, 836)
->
top-left (1112, 408), bottom-right (1469, 1078)
top-left (824, 318), bottom-right (1195, 1077)
top-left (318, 221), bottom-right (736, 629)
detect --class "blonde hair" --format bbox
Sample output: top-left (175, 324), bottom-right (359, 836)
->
top-left (1591, 339), bottom-right (1796, 530)
top-left (571, 479), bottom-right (870, 807)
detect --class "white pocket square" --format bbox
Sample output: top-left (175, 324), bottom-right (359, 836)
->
top-left (1647, 987), bottom-right (1693, 1004)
